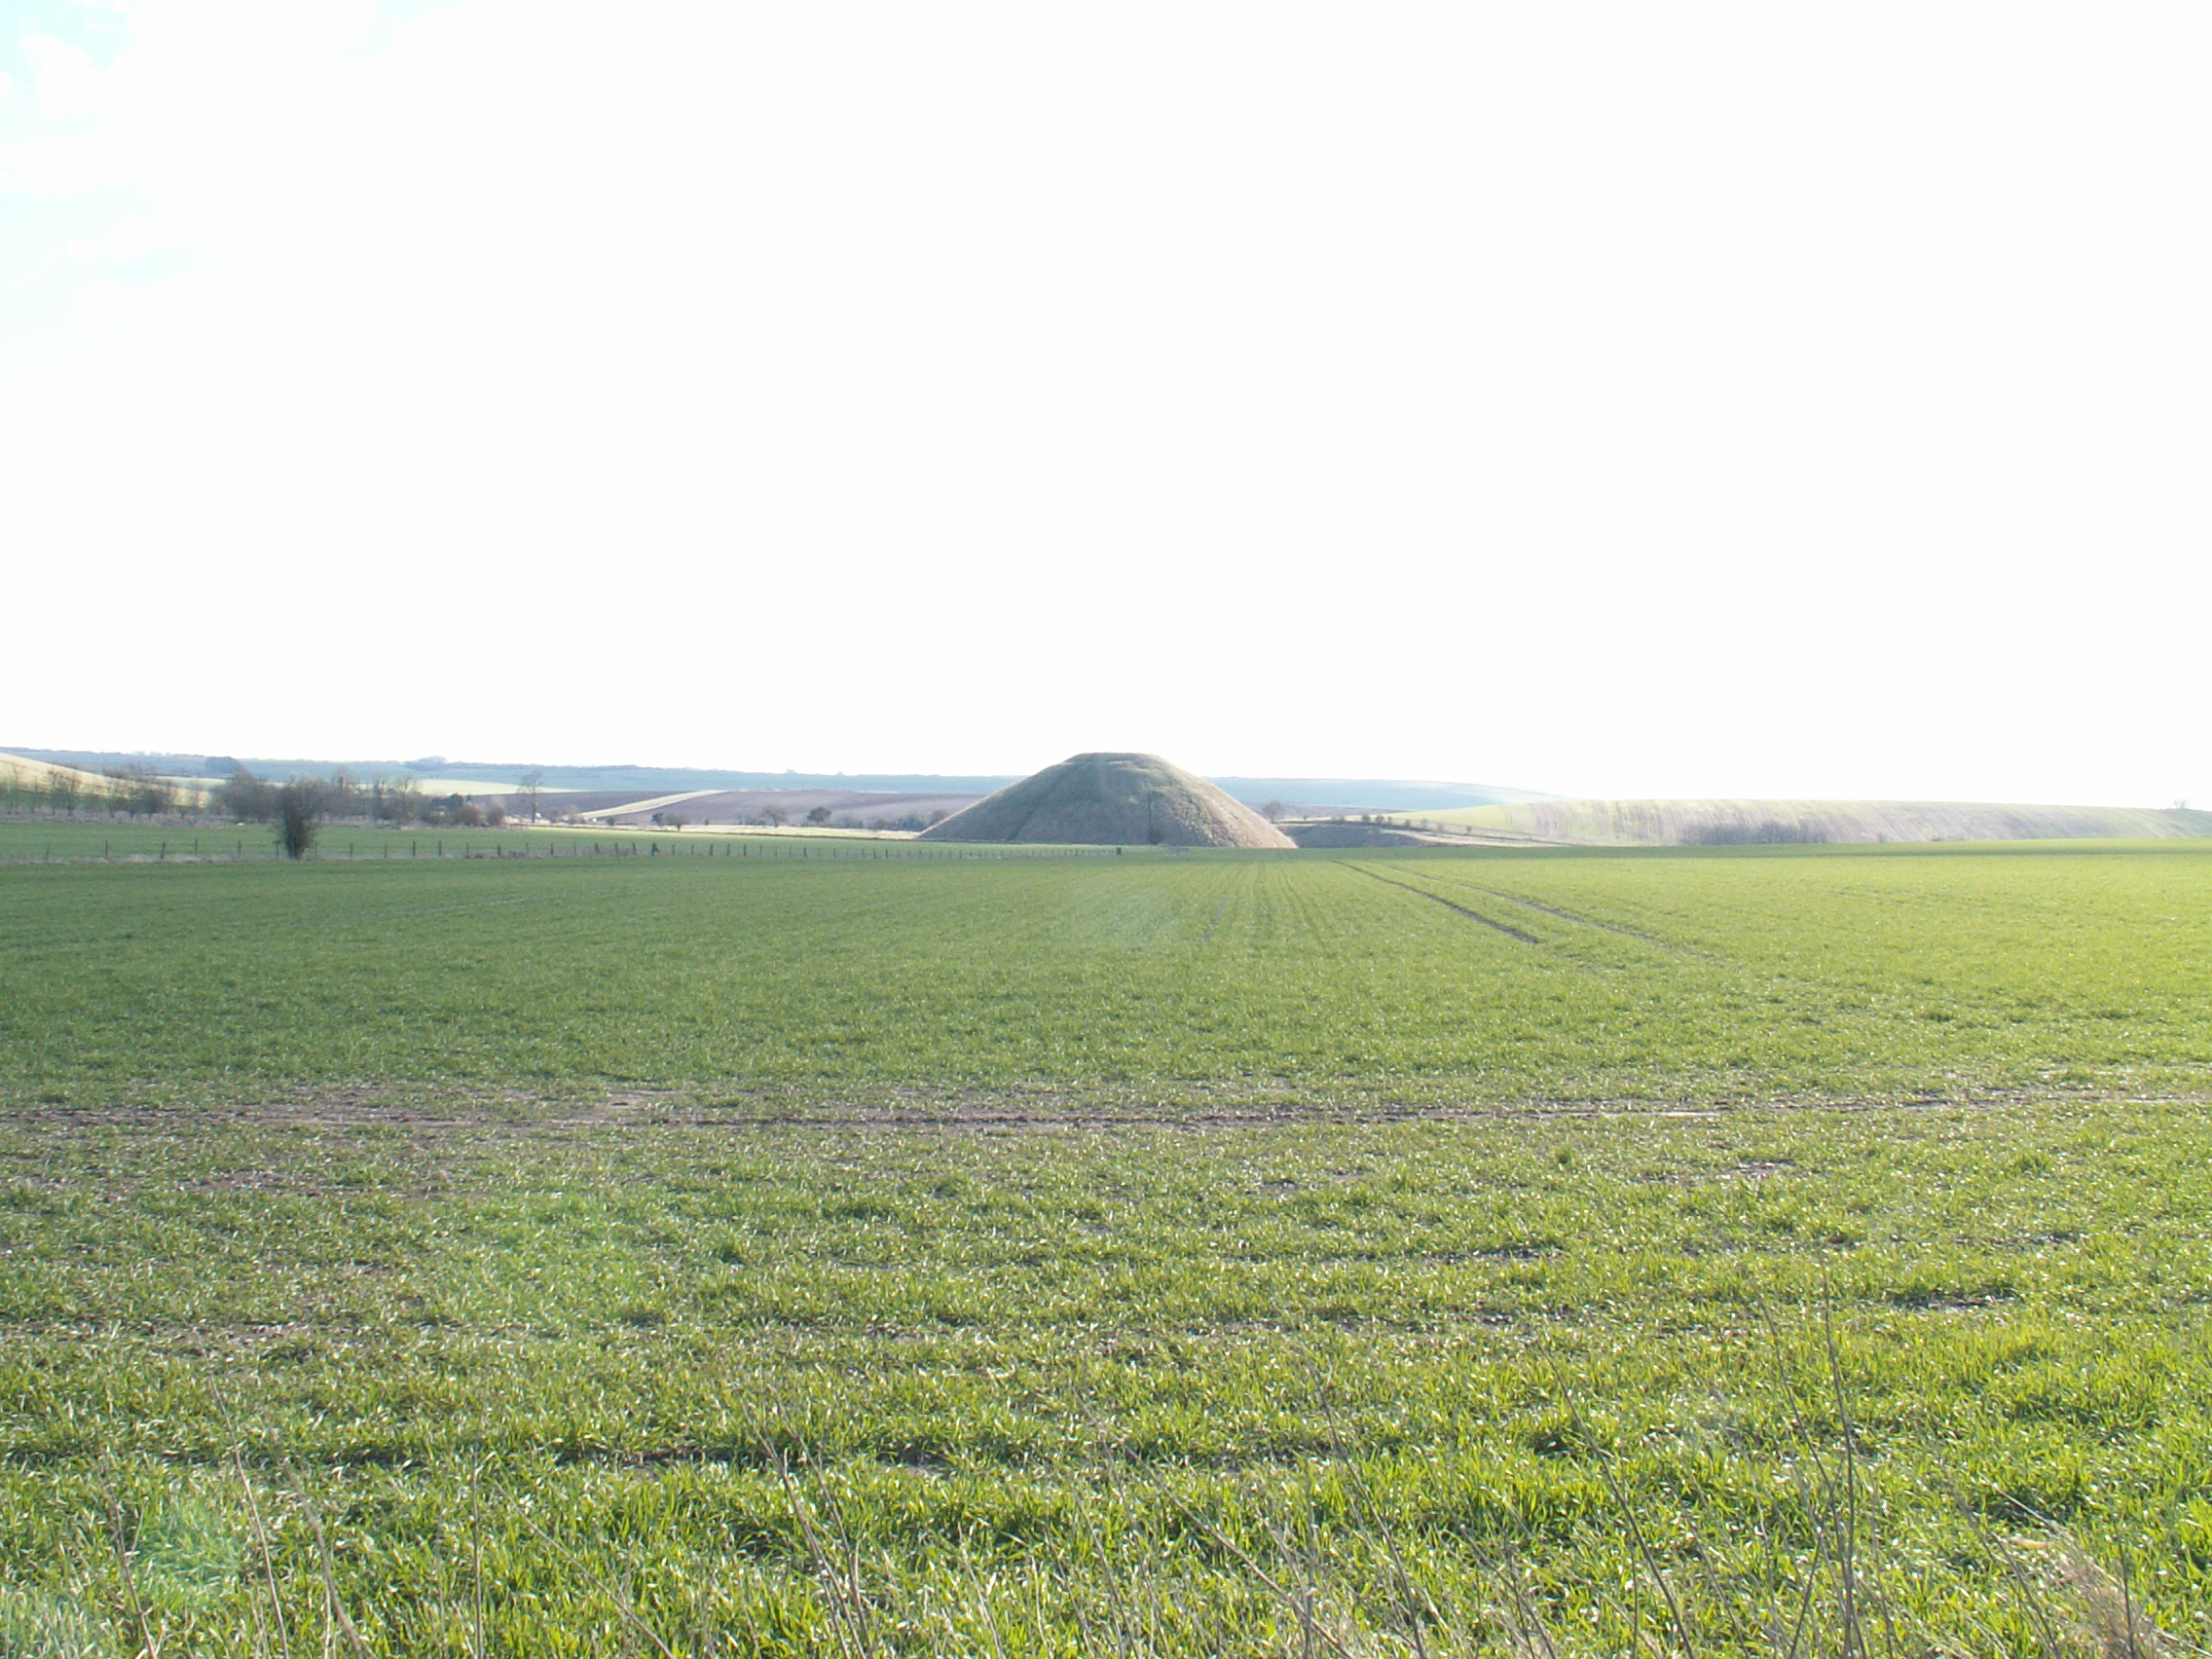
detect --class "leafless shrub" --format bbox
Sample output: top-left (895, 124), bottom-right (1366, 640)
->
top-left (274, 778), bottom-right (330, 859)
top-left (218, 769), bottom-right (276, 822)
top-left (104, 765), bottom-right (175, 818)
top-left (369, 775), bottom-right (425, 823)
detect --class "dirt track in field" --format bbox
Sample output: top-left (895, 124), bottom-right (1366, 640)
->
top-left (10, 1086), bottom-right (2205, 1142)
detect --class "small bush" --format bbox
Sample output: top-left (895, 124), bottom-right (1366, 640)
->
top-left (274, 778), bottom-right (330, 859)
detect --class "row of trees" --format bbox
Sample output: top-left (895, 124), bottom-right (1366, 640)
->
top-left (0, 761), bottom-right (533, 832)
top-left (213, 769), bottom-right (538, 857)
top-left (841, 809), bottom-right (951, 831)
top-left (215, 769), bottom-right (531, 830)
top-left (651, 806), bottom-right (953, 831)
top-left (0, 762), bottom-right (195, 818)
top-left (7, 758), bottom-right (976, 850)
top-left (1681, 819), bottom-right (1831, 845)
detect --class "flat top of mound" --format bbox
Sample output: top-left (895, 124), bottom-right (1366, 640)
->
top-left (920, 753), bottom-right (1296, 848)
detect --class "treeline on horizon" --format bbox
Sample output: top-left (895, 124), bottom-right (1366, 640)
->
top-left (212, 768), bottom-right (528, 830)
top-left (2, 759), bottom-right (967, 843)
top-left (0, 759), bottom-right (192, 820)
top-left (1, 762), bottom-right (531, 830)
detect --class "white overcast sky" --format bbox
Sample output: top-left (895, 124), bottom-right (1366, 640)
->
top-left (2, 2), bottom-right (2206, 803)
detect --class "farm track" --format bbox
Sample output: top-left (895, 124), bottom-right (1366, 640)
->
top-left (1403, 869), bottom-right (1673, 944)
top-left (1337, 860), bottom-right (1540, 942)
top-left (13, 1088), bottom-right (2198, 1140)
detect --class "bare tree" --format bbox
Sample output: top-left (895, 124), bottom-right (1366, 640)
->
top-left (759, 804), bottom-right (790, 829)
top-left (104, 763), bottom-right (173, 818)
top-left (219, 769), bottom-right (276, 822)
top-left (380, 774), bottom-right (425, 824)
top-left (1260, 799), bottom-right (1286, 822)
top-left (517, 768), bottom-right (545, 823)
top-left (805, 805), bottom-right (833, 827)
top-left (47, 767), bottom-right (80, 817)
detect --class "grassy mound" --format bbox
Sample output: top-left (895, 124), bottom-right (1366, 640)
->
top-left (919, 752), bottom-right (1295, 847)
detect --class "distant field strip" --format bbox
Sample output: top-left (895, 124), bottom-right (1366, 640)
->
top-left (3, 842), bottom-right (2208, 1108)
top-left (1433, 796), bottom-right (2212, 845)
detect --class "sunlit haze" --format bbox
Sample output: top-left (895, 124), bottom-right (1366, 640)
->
top-left (4, 2), bottom-right (2206, 804)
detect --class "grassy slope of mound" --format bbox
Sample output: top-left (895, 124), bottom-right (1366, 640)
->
top-left (919, 752), bottom-right (1296, 847)
top-left (1425, 796), bottom-right (2212, 845)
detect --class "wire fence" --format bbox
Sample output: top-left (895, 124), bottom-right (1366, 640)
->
top-left (0, 818), bottom-right (1149, 866)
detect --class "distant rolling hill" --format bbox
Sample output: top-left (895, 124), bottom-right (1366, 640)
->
top-left (0, 750), bottom-right (1024, 797)
top-left (0, 751), bottom-right (115, 793)
top-left (1211, 776), bottom-right (1555, 814)
top-left (3, 749), bottom-right (1551, 817)
top-left (1419, 798), bottom-right (2212, 846)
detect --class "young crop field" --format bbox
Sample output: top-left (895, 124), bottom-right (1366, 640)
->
top-left (2, 840), bottom-right (2207, 1110)
top-left (2, 843), bottom-right (2210, 1654)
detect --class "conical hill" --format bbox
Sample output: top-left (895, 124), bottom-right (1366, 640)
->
top-left (918, 753), bottom-right (1296, 848)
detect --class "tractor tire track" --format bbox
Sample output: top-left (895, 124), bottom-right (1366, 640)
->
top-left (1338, 862), bottom-right (1540, 942)
top-left (1411, 874), bottom-right (1668, 944)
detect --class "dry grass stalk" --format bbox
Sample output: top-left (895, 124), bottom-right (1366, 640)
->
top-left (766, 1439), bottom-right (881, 1659)
top-left (2051, 1540), bottom-right (2181, 1659)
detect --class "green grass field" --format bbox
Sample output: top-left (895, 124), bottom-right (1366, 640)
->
top-left (4, 842), bottom-right (2210, 1653)
top-left (3, 838), bottom-right (2207, 1110)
